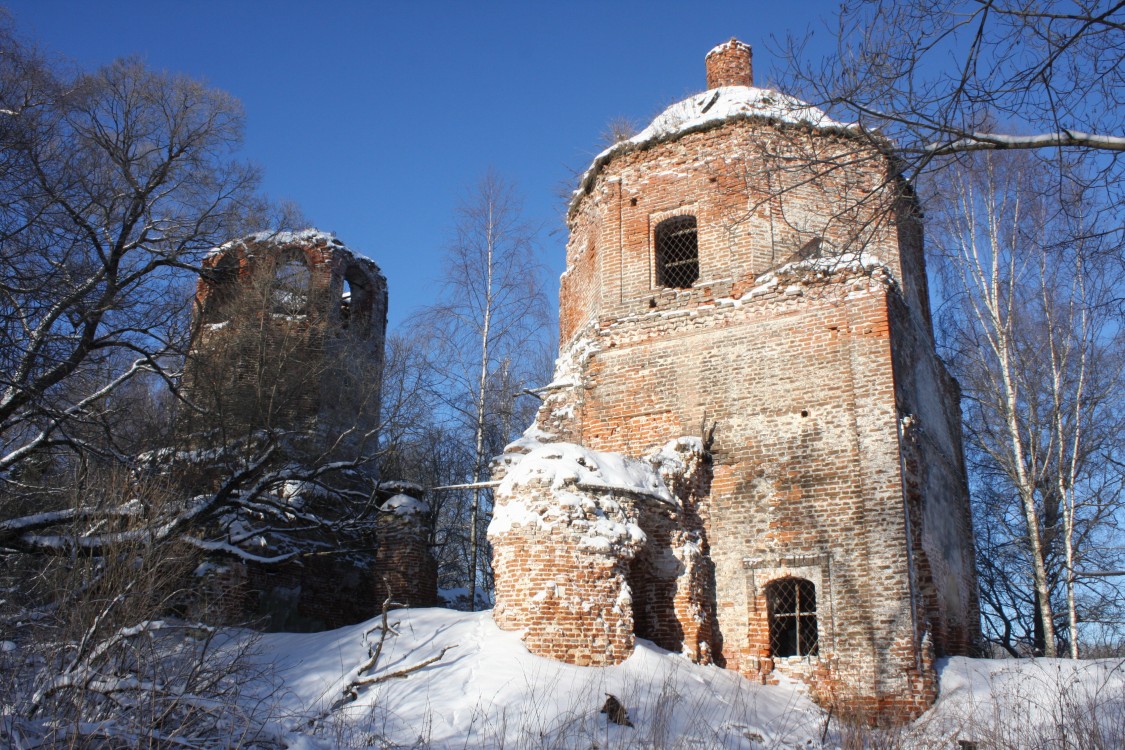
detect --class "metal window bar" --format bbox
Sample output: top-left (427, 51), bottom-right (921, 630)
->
top-left (655, 216), bottom-right (699, 288)
top-left (767, 578), bottom-right (819, 657)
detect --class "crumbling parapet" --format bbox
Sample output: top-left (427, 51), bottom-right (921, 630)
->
top-left (489, 443), bottom-right (650, 666)
top-left (489, 437), bottom-right (719, 666)
top-left (185, 229), bottom-right (387, 459)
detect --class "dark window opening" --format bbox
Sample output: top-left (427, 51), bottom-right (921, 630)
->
top-left (341, 278), bottom-right (353, 325)
top-left (271, 251), bottom-right (310, 315)
top-left (655, 216), bottom-right (699, 289)
top-left (766, 577), bottom-right (818, 658)
top-left (340, 266), bottom-right (373, 333)
top-left (204, 253), bottom-right (240, 321)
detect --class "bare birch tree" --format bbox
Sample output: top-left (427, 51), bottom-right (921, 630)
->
top-left (929, 152), bottom-right (1125, 656)
top-left (410, 172), bottom-right (549, 609)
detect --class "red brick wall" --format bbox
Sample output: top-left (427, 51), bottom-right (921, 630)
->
top-left (491, 469), bottom-right (641, 666)
top-left (527, 105), bottom-right (977, 722)
top-left (490, 440), bottom-right (717, 666)
top-left (629, 499), bottom-right (716, 663)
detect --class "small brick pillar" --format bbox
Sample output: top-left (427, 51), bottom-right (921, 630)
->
top-left (489, 444), bottom-right (651, 666)
top-left (706, 38), bottom-right (753, 89)
top-left (375, 494), bottom-right (437, 608)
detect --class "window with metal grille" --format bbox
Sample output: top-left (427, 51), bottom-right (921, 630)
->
top-left (766, 578), bottom-right (818, 657)
top-left (654, 216), bottom-right (699, 289)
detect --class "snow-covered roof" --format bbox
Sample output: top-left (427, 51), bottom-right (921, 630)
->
top-left (246, 228), bottom-right (341, 245)
top-left (499, 442), bottom-right (673, 504)
top-left (640, 86), bottom-right (847, 140)
top-left (569, 85), bottom-right (857, 217)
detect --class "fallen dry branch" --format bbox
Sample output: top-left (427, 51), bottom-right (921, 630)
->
top-left (335, 587), bottom-right (458, 707)
top-left (345, 645), bottom-right (458, 697)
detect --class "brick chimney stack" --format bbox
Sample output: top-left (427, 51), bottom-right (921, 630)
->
top-left (706, 38), bottom-right (753, 89)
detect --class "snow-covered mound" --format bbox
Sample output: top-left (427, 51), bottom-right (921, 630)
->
top-left (247, 608), bottom-right (1125, 749)
top-left (253, 608), bottom-right (823, 748)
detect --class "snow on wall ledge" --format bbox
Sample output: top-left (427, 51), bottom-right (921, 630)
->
top-left (489, 438), bottom-right (712, 667)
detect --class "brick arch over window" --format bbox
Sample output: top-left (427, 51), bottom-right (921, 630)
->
top-left (271, 248), bottom-right (311, 315)
top-left (654, 215), bottom-right (699, 289)
top-left (765, 577), bottom-right (819, 657)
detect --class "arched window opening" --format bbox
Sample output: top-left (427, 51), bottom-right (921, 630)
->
top-left (655, 215), bottom-right (699, 289)
top-left (204, 252), bottom-right (240, 321)
top-left (766, 577), bottom-right (818, 658)
top-left (341, 278), bottom-right (353, 325)
top-left (341, 266), bottom-right (372, 333)
top-left (272, 251), bottom-right (310, 315)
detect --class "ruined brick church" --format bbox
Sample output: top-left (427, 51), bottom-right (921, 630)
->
top-left (178, 39), bottom-right (979, 722)
top-left (183, 230), bottom-right (435, 630)
top-left (488, 40), bottom-right (980, 721)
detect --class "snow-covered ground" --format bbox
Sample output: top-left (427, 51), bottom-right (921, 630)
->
top-left (247, 608), bottom-right (1125, 749)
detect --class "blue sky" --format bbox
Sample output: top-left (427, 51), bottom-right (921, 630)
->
top-left (7, 1), bottom-right (842, 332)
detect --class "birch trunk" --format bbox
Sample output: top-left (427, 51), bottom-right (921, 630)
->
top-left (467, 200), bottom-right (496, 612)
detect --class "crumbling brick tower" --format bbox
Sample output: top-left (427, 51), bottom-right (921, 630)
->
top-left (182, 230), bottom-right (436, 629)
top-left (522, 40), bottom-right (979, 721)
top-left (188, 230), bottom-right (388, 457)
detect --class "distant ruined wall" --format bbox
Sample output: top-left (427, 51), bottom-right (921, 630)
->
top-left (186, 230), bottom-right (387, 457)
top-left (195, 486), bottom-right (438, 632)
top-left (376, 495), bottom-right (439, 609)
top-left (182, 231), bottom-right (437, 630)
